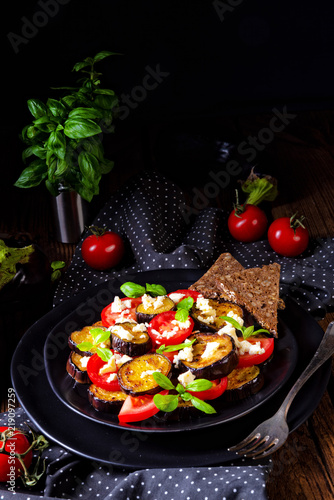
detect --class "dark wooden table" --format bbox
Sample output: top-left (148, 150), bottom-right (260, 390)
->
top-left (1, 109), bottom-right (333, 499)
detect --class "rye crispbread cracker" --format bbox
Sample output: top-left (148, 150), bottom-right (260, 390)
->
top-left (216, 263), bottom-right (281, 337)
top-left (189, 253), bottom-right (245, 299)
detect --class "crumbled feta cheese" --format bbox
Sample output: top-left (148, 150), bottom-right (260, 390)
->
top-left (171, 319), bottom-right (191, 330)
top-left (132, 323), bottom-right (147, 332)
top-left (115, 354), bottom-right (132, 367)
top-left (142, 294), bottom-right (166, 310)
top-left (111, 325), bottom-right (134, 341)
top-left (178, 370), bottom-right (196, 387)
top-left (201, 341), bottom-right (220, 359)
top-left (227, 310), bottom-right (244, 326)
top-left (238, 340), bottom-right (265, 356)
top-left (168, 292), bottom-right (185, 304)
top-left (111, 296), bottom-right (132, 313)
top-left (106, 373), bottom-right (118, 383)
top-left (195, 296), bottom-right (216, 324)
top-left (197, 314), bottom-right (216, 325)
top-left (79, 356), bottom-right (90, 368)
top-left (99, 356), bottom-right (117, 375)
top-left (177, 346), bottom-right (194, 362)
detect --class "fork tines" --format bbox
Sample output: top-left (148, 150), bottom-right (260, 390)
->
top-left (228, 433), bottom-right (280, 459)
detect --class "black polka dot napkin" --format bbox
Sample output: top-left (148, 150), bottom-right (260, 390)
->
top-left (54, 170), bottom-right (334, 320)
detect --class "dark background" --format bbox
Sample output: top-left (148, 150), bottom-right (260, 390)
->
top-left (2, 0), bottom-right (334, 216)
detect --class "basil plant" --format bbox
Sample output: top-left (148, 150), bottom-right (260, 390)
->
top-left (15, 51), bottom-right (119, 202)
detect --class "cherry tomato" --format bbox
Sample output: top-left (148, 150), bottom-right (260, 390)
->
top-left (87, 352), bottom-right (121, 391)
top-left (148, 311), bottom-right (194, 347)
top-left (228, 204), bottom-right (268, 242)
top-left (187, 378), bottom-right (228, 400)
top-left (118, 391), bottom-right (168, 423)
top-left (81, 227), bottom-right (125, 270)
top-left (0, 427), bottom-right (33, 482)
top-left (237, 338), bottom-right (274, 368)
top-left (101, 297), bottom-right (142, 328)
top-left (268, 215), bottom-right (309, 257)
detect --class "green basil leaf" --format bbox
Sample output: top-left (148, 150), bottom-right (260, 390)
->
top-left (177, 297), bottom-right (194, 310)
top-left (242, 326), bottom-right (255, 339)
top-left (68, 107), bottom-right (103, 120)
top-left (99, 159), bottom-right (114, 175)
top-left (78, 151), bottom-right (101, 180)
top-left (27, 98), bottom-right (47, 118)
top-left (174, 309), bottom-right (189, 322)
top-left (120, 282), bottom-right (146, 298)
top-left (146, 283), bottom-right (167, 297)
top-left (90, 328), bottom-right (110, 345)
top-left (14, 160), bottom-right (47, 188)
top-left (75, 183), bottom-right (94, 203)
top-left (51, 261), bottom-right (65, 271)
top-left (47, 130), bottom-right (67, 160)
top-left (152, 372), bottom-right (175, 391)
top-left (185, 379), bottom-right (212, 392)
top-left (47, 98), bottom-right (67, 118)
top-left (22, 145), bottom-right (46, 163)
top-left (72, 60), bottom-right (92, 72)
top-left (77, 341), bottom-right (93, 352)
top-left (45, 179), bottom-right (59, 197)
top-left (64, 118), bottom-right (102, 139)
top-left (93, 88), bottom-right (116, 96)
top-left (189, 395), bottom-right (217, 414)
top-left (180, 391), bottom-right (191, 401)
top-left (244, 328), bottom-right (270, 339)
top-left (156, 339), bottom-right (196, 354)
top-left (93, 50), bottom-right (120, 62)
top-left (94, 94), bottom-right (118, 110)
top-left (153, 394), bottom-right (179, 413)
top-left (96, 347), bottom-right (113, 362)
top-left (219, 316), bottom-right (243, 332)
top-left (176, 383), bottom-right (186, 395)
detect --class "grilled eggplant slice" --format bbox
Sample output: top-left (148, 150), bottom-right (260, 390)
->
top-left (118, 353), bottom-right (172, 396)
top-left (136, 295), bottom-right (175, 323)
top-left (225, 365), bottom-right (264, 401)
top-left (66, 351), bottom-right (90, 384)
top-left (178, 332), bottom-right (238, 380)
top-left (110, 322), bottom-right (152, 356)
top-left (88, 384), bottom-right (127, 413)
top-left (190, 299), bottom-right (244, 332)
top-left (68, 322), bottom-right (110, 355)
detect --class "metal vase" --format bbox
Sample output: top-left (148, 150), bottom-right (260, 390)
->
top-left (51, 190), bottom-right (90, 243)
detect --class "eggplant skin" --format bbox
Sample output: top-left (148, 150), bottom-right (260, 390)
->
top-left (88, 384), bottom-right (127, 413)
top-left (179, 332), bottom-right (239, 380)
top-left (224, 366), bottom-right (264, 401)
top-left (66, 352), bottom-right (90, 384)
top-left (110, 322), bottom-right (152, 356)
top-left (190, 299), bottom-right (244, 333)
top-left (154, 398), bottom-right (201, 422)
top-left (68, 322), bottom-right (110, 355)
top-left (118, 353), bottom-right (172, 396)
top-left (136, 296), bottom-right (175, 323)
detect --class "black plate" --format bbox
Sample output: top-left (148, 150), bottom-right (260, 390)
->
top-left (11, 270), bottom-right (332, 468)
top-left (44, 271), bottom-right (297, 432)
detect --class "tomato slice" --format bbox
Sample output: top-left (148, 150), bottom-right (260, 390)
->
top-left (148, 311), bottom-right (194, 347)
top-left (237, 338), bottom-right (274, 368)
top-left (118, 390), bottom-right (168, 423)
top-left (187, 378), bottom-right (228, 400)
top-left (87, 352), bottom-right (121, 391)
top-left (101, 297), bottom-right (142, 327)
top-left (167, 289), bottom-right (201, 303)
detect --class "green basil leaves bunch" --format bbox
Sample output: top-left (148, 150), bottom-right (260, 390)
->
top-left (15, 51), bottom-right (120, 202)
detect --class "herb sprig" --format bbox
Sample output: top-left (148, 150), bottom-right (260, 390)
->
top-left (175, 296), bottom-right (194, 322)
top-left (220, 316), bottom-right (270, 339)
top-left (156, 338), bottom-right (196, 354)
top-left (152, 372), bottom-right (216, 415)
top-left (120, 282), bottom-right (167, 298)
top-left (77, 327), bottom-right (112, 361)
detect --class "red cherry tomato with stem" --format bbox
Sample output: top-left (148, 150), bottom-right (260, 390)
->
top-left (81, 226), bottom-right (125, 270)
top-left (228, 204), bottom-right (268, 242)
top-left (0, 426), bottom-right (33, 482)
top-left (267, 214), bottom-right (309, 257)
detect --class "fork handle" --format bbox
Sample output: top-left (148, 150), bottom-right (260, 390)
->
top-left (281, 321), bottom-right (334, 419)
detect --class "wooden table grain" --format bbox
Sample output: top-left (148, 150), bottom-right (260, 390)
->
top-left (1, 109), bottom-right (333, 499)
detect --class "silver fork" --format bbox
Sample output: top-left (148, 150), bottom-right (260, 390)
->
top-left (228, 321), bottom-right (334, 460)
